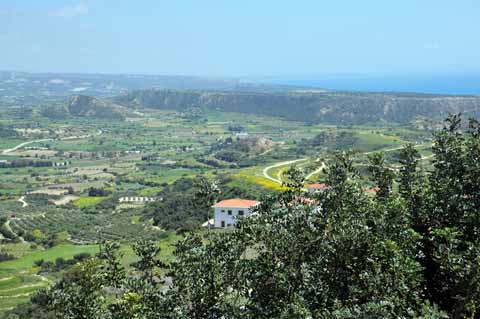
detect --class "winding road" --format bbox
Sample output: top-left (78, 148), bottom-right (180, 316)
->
top-left (17, 196), bottom-right (28, 208)
top-left (262, 158), bottom-right (308, 184)
top-left (262, 143), bottom-right (433, 185)
top-left (305, 161), bottom-right (327, 180)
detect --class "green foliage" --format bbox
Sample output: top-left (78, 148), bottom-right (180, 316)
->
top-left (419, 115), bottom-right (480, 317)
top-left (298, 130), bottom-right (358, 152)
top-left (367, 152), bottom-right (394, 198)
top-left (0, 123), bottom-right (19, 138)
top-left (99, 241), bottom-right (125, 289)
top-left (40, 106), bottom-right (69, 120)
top-left (208, 136), bottom-right (273, 167)
top-left (397, 143), bottom-right (425, 227)
top-left (36, 253), bottom-right (91, 274)
top-left (132, 240), bottom-right (164, 282)
top-left (144, 178), bottom-right (212, 230)
top-left (47, 258), bottom-right (106, 319)
top-left (193, 176), bottom-right (220, 208)
top-left (87, 187), bottom-right (112, 197)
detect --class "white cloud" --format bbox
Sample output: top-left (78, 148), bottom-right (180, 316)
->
top-left (50, 3), bottom-right (89, 18)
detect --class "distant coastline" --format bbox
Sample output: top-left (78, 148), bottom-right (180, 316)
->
top-left (254, 74), bottom-right (480, 96)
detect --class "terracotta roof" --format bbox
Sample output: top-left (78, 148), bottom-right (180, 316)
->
top-left (307, 183), bottom-right (328, 189)
top-left (212, 198), bottom-right (259, 208)
top-left (364, 187), bottom-right (380, 194)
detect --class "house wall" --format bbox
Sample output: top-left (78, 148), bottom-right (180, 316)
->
top-left (307, 187), bottom-right (327, 194)
top-left (214, 206), bottom-right (253, 228)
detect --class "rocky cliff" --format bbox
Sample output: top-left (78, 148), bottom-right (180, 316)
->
top-left (113, 89), bottom-right (480, 124)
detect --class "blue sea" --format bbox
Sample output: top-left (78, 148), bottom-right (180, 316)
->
top-left (256, 74), bottom-right (480, 96)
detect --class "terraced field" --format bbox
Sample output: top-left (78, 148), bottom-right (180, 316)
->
top-left (0, 233), bottom-right (181, 315)
top-left (8, 207), bottom-right (163, 243)
top-left (0, 244), bottom-right (99, 314)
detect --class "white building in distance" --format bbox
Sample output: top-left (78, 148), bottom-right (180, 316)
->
top-left (119, 197), bottom-right (159, 203)
top-left (212, 198), bottom-right (259, 228)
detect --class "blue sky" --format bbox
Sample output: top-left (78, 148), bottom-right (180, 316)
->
top-left (1, 0), bottom-right (479, 77)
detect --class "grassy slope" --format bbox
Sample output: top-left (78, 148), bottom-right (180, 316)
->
top-left (0, 244), bottom-right (100, 275)
top-left (352, 131), bottom-right (405, 152)
top-left (0, 244), bottom-right (99, 314)
top-left (0, 233), bottom-right (181, 314)
top-left (73, 196), bottom-right (109, 208)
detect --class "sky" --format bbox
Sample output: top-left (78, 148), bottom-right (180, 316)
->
top-left (1, 0), bottom-right (479, 77)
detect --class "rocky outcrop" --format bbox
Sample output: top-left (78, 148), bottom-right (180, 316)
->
top-left (67, 95), bottom-right (126, 120)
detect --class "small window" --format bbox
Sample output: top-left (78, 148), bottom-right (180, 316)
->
top-left (228, 210), bottom-right (232, 215)
top-left (221, 221), bottom-right (225, 228)
top-left (221, 209), bottom-right (225, 213)
top-left (238, 210), bottom-right (244, 216)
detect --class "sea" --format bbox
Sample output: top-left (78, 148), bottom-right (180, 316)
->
top-left (255, 73), bottom-right (480, 96)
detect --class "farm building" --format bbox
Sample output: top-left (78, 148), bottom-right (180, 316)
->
top-left (306, 183), bottom-right (328, 194)
top-left (118, 197), bottom-right (159, 203)
top-left (212, 198), bottom-right (259, 228)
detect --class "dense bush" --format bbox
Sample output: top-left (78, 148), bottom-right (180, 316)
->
top-left (1, 159), bottom-right (53, 168)
top-left (87, 187), bottom-right (112, 197)
top-left (298, 130), bottom-right (358, 152)
top-left (35, 253), bottom-right (92, 274)
top-left (214, 149), bottom-right (243, 163)
top-left (0, 123), bottom-right (19, 138)
top-left (0, 251), bottom-right (15, 261)
top-left (40, 105), bottom-right (69, 120)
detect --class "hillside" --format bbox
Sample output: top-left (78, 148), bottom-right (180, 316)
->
top-left (210, 136), bottom-right (274, 166)
top-left (114, 89), bottom-right (480, 124)
top-left (66, 95), bottom-right (127, 120)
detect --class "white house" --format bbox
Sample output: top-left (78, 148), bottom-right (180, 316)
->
top-left (212, 198), bottom-right (259, 228)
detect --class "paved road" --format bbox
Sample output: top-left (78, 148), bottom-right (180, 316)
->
top-left (305, 161), bottom-right (326, 180)
top-left (1, 130), bottom-right (102, 155)
top-left (17, 196), bottom-right (28, 208)
top-left (2, 139), bottom-right (54, 155)
top-left (262, 158), bottom-right (308, 184)
top-left (263, 143), bottom-right (433, 185)
top-left (363, 143), bottom-right (429, 156)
